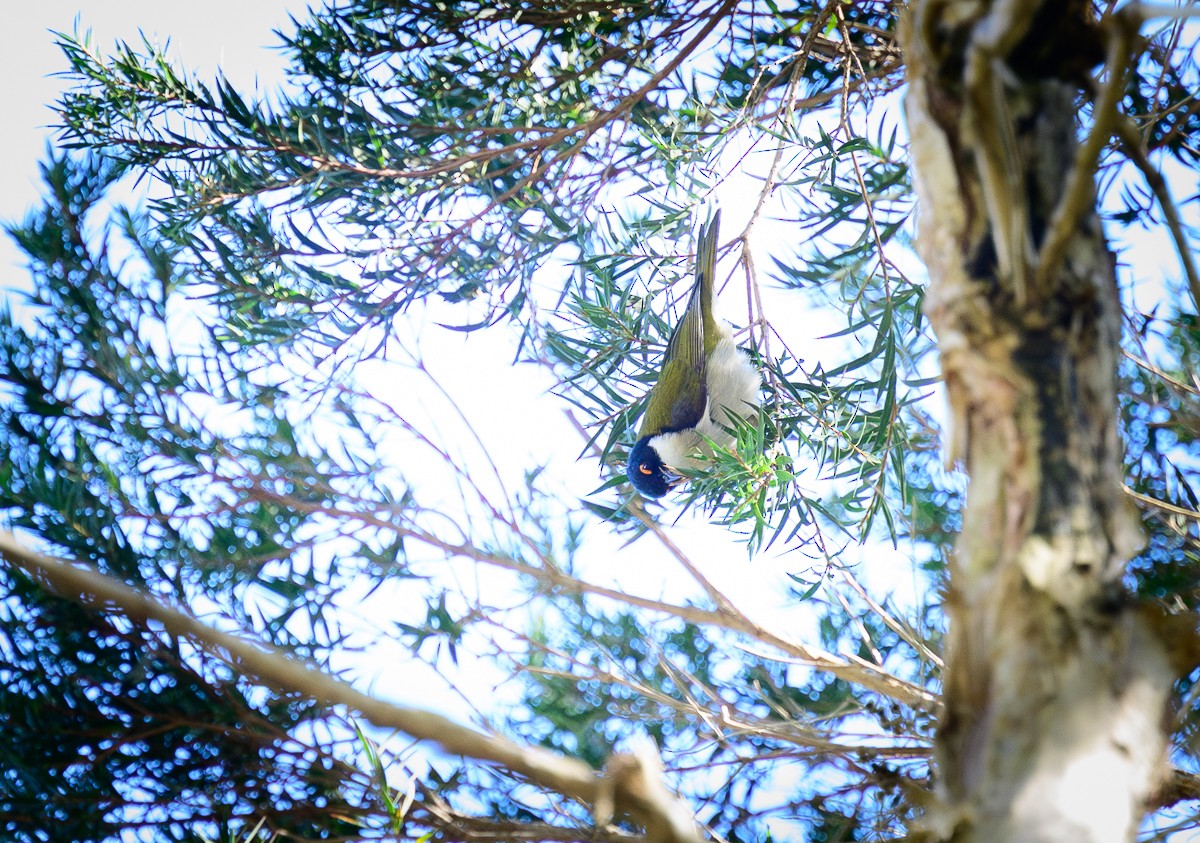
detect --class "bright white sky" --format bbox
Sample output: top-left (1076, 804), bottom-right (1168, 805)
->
top-left (1, 2), bottom-right (303, 274)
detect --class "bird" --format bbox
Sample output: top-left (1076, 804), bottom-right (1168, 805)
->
top-left (627, 209), bottom-right (761, 498)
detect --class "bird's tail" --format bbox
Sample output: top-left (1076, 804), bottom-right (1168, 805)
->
top-left (694, 205), bottom-right (721, 350)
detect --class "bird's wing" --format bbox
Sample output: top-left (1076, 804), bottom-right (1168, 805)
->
top-left (639, 353), bottom-right (707, 437)
top-left (639, 270), bottom-right (708, 438)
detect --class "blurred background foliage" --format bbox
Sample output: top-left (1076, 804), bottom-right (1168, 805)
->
top-left (1, 1), bottom-right (1199, 840)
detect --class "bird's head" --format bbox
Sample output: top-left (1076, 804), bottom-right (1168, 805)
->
top-left (627, 436), bottom-right (682, 498)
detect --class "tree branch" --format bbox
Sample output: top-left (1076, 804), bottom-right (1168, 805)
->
top-left (1034, 11), bottom-right (1134, 288)
top-left (0, 532), bottom-right (705, 843)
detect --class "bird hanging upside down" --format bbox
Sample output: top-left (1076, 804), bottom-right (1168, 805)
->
top-left (627, 208), bottom-right (761, 498)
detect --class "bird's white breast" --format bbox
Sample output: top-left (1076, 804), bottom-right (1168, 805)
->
top-left (651, 332), bottom-right (761, 471)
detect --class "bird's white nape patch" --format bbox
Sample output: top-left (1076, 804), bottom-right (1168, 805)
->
top-left (649, 429), bottom-right (703, 472)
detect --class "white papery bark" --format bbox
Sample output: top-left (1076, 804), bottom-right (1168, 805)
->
top-left (902, 3), bottom-right (1175, 840)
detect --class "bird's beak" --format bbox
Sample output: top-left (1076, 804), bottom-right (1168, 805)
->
top-left (664, 466), bottom-right (686, 488)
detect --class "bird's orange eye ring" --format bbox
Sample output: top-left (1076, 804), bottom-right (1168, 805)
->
top-left (639, 464), bottom-right (653, 475)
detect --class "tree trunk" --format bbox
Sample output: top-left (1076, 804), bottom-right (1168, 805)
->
top-left (902, 3), bottom-right (1176, 840)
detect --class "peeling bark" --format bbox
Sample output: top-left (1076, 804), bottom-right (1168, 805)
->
top-left (902, 3), bottom-right (1176, 840)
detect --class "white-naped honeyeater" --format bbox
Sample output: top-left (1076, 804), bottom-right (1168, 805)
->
top-left (627, 208), bottom-right (761, 498)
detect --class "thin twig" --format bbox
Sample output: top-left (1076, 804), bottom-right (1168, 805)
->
top-left (831, 584), bottom-right (885, 665)
top-left (0, 532), bottom-right (705, 843)
top-left (1124, 3), bottom-right (1200, 22)
top-left (840, 569), bottom-right (944, 668)
top-left (1123, 484), bottom-right (1200, 521)
top-left (1113, 115), bottom-right (1200, 314)
top-left (1123, 348), bottom-right (1200, 400)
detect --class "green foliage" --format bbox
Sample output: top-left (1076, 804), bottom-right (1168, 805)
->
top-left (0, 154), bottom-right (372, 841)
top-left (1123, 310), bottom-right (1200, 609)
top-left (2, 1), bottom-right (1200, 842)
top-left (546, 119), bottom-right (931, 555)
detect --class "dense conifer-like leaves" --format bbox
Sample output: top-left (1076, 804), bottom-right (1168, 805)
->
top-left (2, 2), bottom-right (1200, 840)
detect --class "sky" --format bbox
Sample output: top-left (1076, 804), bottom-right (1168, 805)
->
top-left (0, 2), bottom-right (303, 275)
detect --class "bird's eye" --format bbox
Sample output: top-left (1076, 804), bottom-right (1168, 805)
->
top-left (639, 464), bottom-right (653, 475)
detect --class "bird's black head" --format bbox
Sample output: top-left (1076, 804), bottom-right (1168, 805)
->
top-left (628, 436), bottom-right (677, 498)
